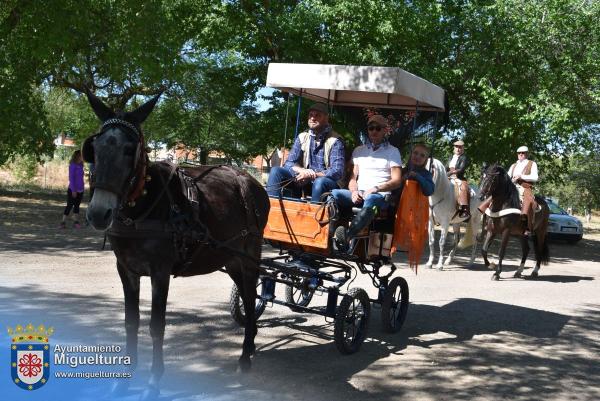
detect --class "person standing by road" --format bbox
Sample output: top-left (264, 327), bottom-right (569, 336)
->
top-left (59, 150), bottom-right (85, 229)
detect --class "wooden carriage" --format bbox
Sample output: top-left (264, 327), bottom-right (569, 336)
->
top-left (230, 63), bottom-right (447, 354)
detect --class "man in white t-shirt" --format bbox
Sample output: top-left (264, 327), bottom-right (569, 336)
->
top-left (332, 114), bottom-right (402, 252)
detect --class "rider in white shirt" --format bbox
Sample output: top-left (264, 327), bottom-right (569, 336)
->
top-left (508, 145), bottom-right (538, 235)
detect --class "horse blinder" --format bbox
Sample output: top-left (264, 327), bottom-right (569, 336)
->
top-left (82, 134), bottom-right (98, 163)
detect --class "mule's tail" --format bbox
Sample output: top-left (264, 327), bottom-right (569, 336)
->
top-left (533, 235), bottom-right (550, 265)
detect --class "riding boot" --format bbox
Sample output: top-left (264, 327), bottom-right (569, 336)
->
top-left (335, 207), bottom-right (376, 252)
top-left (458, 205), bottom-right (471, 219)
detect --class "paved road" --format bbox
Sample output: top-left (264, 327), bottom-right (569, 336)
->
top-left (1, 192), bottom-right (599, 401)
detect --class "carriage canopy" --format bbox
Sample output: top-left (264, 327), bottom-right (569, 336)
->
top-left (266, 63), bottom-right (446, 112)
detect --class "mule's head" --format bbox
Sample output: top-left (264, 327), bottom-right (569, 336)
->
top-left (479, 163), bottom-right (505, 201)
top-left (83, 90), bottom-right (160, 230)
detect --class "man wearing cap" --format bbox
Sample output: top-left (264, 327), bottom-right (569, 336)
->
top-left (266, 102), bottom-right (345, 202)
top-left (332, 114), bottom-right (403, 252)
top-left (446, 140), bottom-right (471, 219)
top-left (508, 145), bottom-right (539, 235)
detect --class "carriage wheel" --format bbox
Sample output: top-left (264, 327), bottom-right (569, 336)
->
top-left (381, 277), bottom-right (409, 333)
top-left (334, 288), bottom-right (370, 354)
top-left (229, 280), bottom-right (267, 327)
top-left (284, 279), bottom-right (315, 311)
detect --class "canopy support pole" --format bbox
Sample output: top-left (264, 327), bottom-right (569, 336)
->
top-left (294, 90), bottom-right (303, 139)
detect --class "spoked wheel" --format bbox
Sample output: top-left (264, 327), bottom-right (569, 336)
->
top-left (334, 288), bottom-right (370, 354)
top-left (229, 279), bottom-right (267, 326)
top-left (284, 279), bottom-right (315, 311)
top-left (381, 277), bottom-right (409, 333)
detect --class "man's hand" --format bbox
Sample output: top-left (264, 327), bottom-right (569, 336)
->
top-left (351, 190), bottom-right (363, 203)
top-left (512, 174), bottom-right (521, 183)
top-left (295, 168), bottom-right (316, 182)
top-left (363, 186), bottom-right (379, 196)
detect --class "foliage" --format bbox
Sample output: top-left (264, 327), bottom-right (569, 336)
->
top-left (538, 152), bottom-right (600, 212)
top-left (1, 0), bottom-right (599, 185)
top-left (7, 154), bottom-right (39, 184)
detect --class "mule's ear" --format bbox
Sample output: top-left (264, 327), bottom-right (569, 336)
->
top-left (129, 92), bottom-right (162, 124)
top-left (85, 88), bottom-right (115, 122)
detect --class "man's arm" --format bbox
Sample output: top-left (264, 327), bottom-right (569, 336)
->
top-left (283, 137), bottom-right (304, 172)
top-left (520, 162), bottom-right (538, 182)
top-left (347, 163), bottom-right (362, 203)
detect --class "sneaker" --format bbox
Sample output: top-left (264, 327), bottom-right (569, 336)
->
top-left (59, 222), bottom-right (66, 229)
top-left (73, 221), bottom-right (81, 229)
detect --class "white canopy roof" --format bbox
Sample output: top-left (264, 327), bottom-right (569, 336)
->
top-left (266, 63), bottom-right (446, 111)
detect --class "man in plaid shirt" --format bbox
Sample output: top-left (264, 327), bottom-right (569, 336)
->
top-left (267, 102), bottom-right (345, 203)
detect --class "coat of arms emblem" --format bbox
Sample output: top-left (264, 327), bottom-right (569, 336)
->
top-left (8, 323), bottom-right (53, 390)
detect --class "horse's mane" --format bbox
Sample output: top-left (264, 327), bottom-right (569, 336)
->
top-left (428, 158), bottom-right (446, 185)
top-left (487, 164), bottom-right (520, 209)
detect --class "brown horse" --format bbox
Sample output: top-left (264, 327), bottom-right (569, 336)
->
top-left (83, 90), bottom-right (270, 399)
top-left (479, 164), bottom-right (549, 280)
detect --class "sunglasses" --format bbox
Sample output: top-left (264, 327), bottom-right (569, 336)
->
top-left (518, 152), bottom-right (527, 154)
top-left (368, 125), bottom-right (384, 132)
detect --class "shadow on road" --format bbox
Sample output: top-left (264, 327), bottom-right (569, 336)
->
top-left (1, 284), bottom-right (598, 401)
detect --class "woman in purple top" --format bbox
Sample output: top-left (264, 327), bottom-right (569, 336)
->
top-left (60, 150), bottom-right (85, 228)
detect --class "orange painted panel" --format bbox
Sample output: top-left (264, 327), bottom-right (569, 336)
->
top-left (263, 198), bottom-right (330, 250)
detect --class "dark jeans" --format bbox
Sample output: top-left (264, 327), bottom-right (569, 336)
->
top-left (64, 188), bottom-right (83, 215)
top-left (267, 166), bottom-right (338, 203)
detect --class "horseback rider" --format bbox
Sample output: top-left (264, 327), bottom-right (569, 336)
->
top-left (508, 145), bottom-right (538, 236)
top-left (266, 102), bottom-right (345, 203)
top-left (332, 114), bottom-right (403, 252)
top-left (446, 140), bottom-right (471, 219)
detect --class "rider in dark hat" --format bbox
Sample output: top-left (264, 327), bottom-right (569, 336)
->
top-left (446, 140), bottom-right (471, 219)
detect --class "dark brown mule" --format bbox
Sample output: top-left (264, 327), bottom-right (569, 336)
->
top-left (479, 164), bottom-right (549, 280)
top-left (83, 90), bottom-right (269, 399)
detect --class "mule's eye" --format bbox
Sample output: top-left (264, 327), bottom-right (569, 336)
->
top-left (123, 145), bottom-right (135, 156)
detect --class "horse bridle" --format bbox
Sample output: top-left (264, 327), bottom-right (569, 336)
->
top-left (86, 118), bottom-right (148, 206)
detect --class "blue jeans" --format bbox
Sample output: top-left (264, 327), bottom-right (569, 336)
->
top-left (331, 189), bottom-right (388, 214)
top-left (267, 166), bottom-right (338, 203)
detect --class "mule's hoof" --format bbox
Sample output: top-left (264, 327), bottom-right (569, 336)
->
top-left (529, 271), bottom-right (539, 278)
top-left (111, 380), bottom-right (130, 395)
top-left (238, 355), bottom-right (252, 373)
top-left (140, 385), bottom-right (160, 401)
top-left (513, 272), bottom-right (522, 278)
top-left (491, 274), bottom-right (500, 281)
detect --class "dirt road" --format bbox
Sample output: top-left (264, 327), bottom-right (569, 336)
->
top-left (1, 190), bottom-right (599, 401)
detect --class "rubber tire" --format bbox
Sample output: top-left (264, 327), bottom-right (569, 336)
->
top-left (229, 280), bottom-right (267, 327)
top-left (334, 288), bottom-right (371, 354)
top-left (284, 280), bottom-right (314, 311)
top-left (381, 277), bottom-right (409, 333)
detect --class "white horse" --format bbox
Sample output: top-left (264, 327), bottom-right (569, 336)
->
top-left (426, 158), bottom-right (482, 269)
